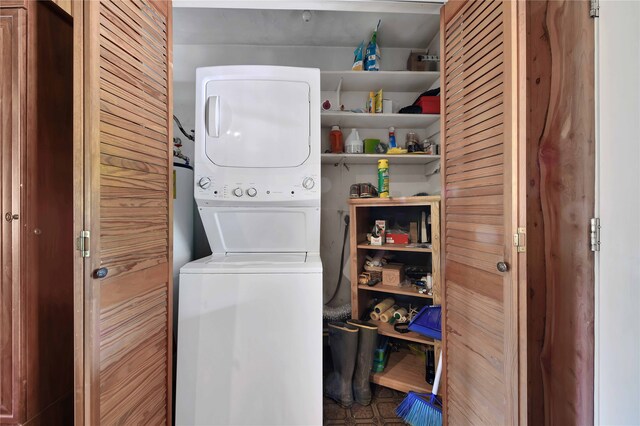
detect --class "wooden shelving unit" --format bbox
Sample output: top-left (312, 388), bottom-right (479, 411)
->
top-left (375, 321), bottom-right (435, 345)
top-left (357, 282), bottom-right (434, 300)
top-left (370, 349), bottom-right (432, 394)
top-left (348, 195), bottom-right (441, 394)
top-left (356, 242), bottom-right (433, 253)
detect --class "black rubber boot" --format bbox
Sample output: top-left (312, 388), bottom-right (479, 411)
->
top-left (324, 322), bottom-right (359, 407)
top-left (347, 319), bottom-right (379, 406)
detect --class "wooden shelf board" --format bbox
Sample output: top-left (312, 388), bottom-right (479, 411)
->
top-left (357, 243), bottom-right (433, 253)
top-left (348, 195), bottom-right (441, 206)
top-left (370, 349), bottom-right (432, 394)
top-left (321, 111), bottom-right (440, 129)
top-left (374, 320), bottom-right (435, 346)
top-left (321, 153), bottom-right (440, 165)
top-left (358, 283), bottom-right (434, 299)
top-left (321, 70), bottom-right (440, 92)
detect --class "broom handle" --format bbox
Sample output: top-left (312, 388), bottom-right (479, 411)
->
top-left (432, 351), bottom-right (443, 396)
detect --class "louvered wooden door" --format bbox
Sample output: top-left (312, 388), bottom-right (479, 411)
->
top-left (84, 0), bottom-right (173, 424)
top-left (440, 0), bottom-right (521, 424)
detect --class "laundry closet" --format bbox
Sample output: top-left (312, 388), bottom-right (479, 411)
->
top-left (172, 4), bottom-right (443, 311)
top-left (170, 0), bottom-right (597, 424)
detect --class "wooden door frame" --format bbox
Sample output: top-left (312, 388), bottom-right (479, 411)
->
top-left (70, 0), bottom-right (86, 425)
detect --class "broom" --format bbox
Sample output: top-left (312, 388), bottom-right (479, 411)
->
top-left (395, 351), bottom-right (443, 426)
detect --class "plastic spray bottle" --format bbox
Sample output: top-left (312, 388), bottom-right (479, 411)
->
top-left (388, 127), bottom-right (396, 148)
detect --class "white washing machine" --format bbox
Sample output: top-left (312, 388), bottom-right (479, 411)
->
top-left (176, 66), bottom-right (322, 425)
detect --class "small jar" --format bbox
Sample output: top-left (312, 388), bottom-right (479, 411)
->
top-left (406, 131), bottom-right (420, 152)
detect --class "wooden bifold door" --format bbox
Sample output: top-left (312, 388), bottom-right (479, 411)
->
top-left (439, 0), bottom-right (595, 424)
top-left (83, 0), bottom-right (174, 424)
top-left (440, 1), bottom-right (520, 424)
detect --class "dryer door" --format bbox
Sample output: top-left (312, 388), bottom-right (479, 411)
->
top-left (204, 79), bottom-right (310, 168)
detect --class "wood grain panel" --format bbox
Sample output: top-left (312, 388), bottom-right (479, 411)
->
top-left (526, 1), bottom-right (595, 424)
top-left (441, 1), bottom-right (520, 424)
top-left (84, 0), bottom-right (172, 424)
top-left (0, 8), bottom-right (25, 423)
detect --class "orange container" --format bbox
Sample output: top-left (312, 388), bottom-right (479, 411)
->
top-left (330, 126), bottom-right (344, 153)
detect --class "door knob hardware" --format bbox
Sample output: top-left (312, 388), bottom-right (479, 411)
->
top-left (5, 213), bottom-right (19, 222)
top-left (94, 267), bottom-right (108, 279)
top-left (497, 262), bottom-right (509, 273)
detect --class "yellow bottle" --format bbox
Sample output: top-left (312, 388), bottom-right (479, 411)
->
top-left (378, 159), bottom-right (389, 198)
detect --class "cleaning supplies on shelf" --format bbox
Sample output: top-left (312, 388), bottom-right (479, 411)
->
top-left (345, 128), bottom-right (363, 154)
top-left (372, 336), bottom-right (390, 373)
top-left (388, 127), bottom-right (397, 148)
top-left (364, 138), bottom-right (380, 154)
top-left (366, 89), bottom-right (384, 114)
top-left (383, 99), bottom-right (392, 114)
top-left (330, 125), bottom-right (344, 153)
top-left (387, 147), bottom-right (408, 154)
top-left (365, 20), bottom-right (381, 71)
top-left (406, 132), bottom-right (420, 152)
top-left (375, 89), bottom-right (383, 113)
top-left (352, 41), bottom-right (365, 71)
top-left (378, 159), bottom-right (389, 198)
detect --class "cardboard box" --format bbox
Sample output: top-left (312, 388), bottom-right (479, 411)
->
top-left (409, 222), bottom-right (418, 243)
top-left (386, 232), bottom-right (409, 245)
top-left (382, 263), bottom-right (405, 286)
top-left (407, 51), bottom-right (439, 71)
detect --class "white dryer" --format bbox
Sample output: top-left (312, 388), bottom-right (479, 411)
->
top-left (176, 66), bottom-right (322, 425)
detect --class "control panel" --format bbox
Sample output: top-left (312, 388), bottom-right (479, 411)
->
top-left (195, 174), bottom-right (320, 202)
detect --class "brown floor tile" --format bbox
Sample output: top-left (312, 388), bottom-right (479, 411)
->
top-left (323, 386), bottom-right (405, 425)
top-left (350, 403), bottom-right (375, 419)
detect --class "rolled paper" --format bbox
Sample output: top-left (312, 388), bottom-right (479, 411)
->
top-left (374, 297), bottom-right (395, 314)
top-left (394, 307), bottom-right (408, 320)
top-left (370, 311), bottom-right (380, 321)
top-left (380, 306), bottom-right (398, 323)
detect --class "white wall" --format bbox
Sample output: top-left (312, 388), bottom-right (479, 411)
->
top-left (173, 42), bottom-right (441, 305)
top-left (596, 1), bottom-right (640, 424)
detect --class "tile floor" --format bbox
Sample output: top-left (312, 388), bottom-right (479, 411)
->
top-left (323, 385), bottom-right (406, 425)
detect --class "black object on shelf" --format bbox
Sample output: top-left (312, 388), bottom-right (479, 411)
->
top-left (426, 346), bottom-right (436, 384)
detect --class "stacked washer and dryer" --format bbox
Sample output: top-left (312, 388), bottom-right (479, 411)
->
top-left (176, 66), bottom-right (323, 425)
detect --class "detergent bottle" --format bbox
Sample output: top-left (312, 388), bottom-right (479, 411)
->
top-left (345, 129), bottom-right (363, 154)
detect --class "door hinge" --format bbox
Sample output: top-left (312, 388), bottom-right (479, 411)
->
top-left (590, 218), bottom-right (601, 252)
top-left (513, 227), bottom-right (526, 253)
top-left (590, 0), bottom-right (599, 18)
top-left (77, 230), bottom-right (90, 258)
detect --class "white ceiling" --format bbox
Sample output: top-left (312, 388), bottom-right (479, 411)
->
top-left (173, 8), bottom-right (441, 48)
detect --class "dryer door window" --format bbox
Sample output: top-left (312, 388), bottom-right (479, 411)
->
top-left (204, 79), bottom-right (310, 168)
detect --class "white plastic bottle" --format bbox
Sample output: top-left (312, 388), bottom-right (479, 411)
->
top-left (345, 128), bottom-right (363, 154)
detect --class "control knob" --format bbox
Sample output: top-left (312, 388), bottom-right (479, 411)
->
top-left (198, 177), bottom-right (211, 189)
top-left (232, 187), bottom-right (243, 197)
top-left (302, 177), bottom-right (315, 190)
top-left (246, 188), bottom-right (257, 197)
